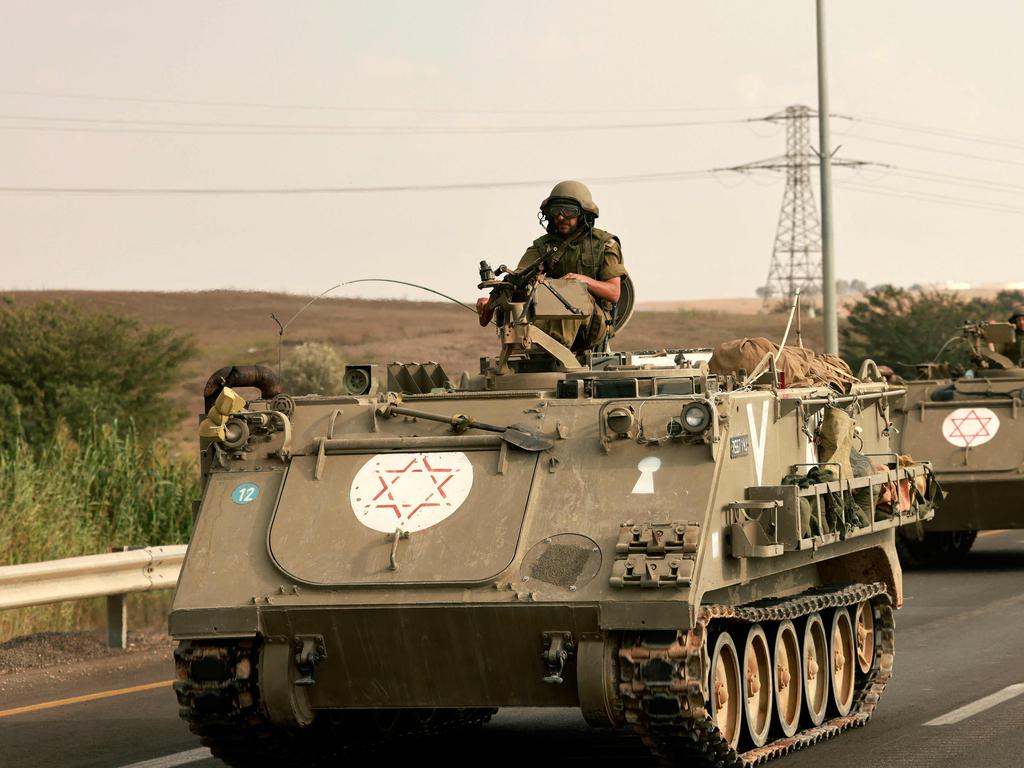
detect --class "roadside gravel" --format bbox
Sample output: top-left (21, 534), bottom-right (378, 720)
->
top-left (0, 630), bottom-right (172, 677)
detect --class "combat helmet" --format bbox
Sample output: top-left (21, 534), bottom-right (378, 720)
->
top-left (540, 180), bottom-right (599, 218)
top-left (1009, 305), bottom-right (1024, 322)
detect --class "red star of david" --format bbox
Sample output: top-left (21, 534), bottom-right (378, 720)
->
top-left (367, 455), bottom-right (458, 520)
top-left (947, 409), bottom-right (993, 447)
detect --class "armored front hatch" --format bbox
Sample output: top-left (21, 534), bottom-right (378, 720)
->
top-left (171, 276), bottom-right (940, 767)
top-left (268, 439), bottom-right (536, 585)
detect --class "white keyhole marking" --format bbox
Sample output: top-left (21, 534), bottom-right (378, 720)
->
top-left (632, 456), bottom-right (662, 494)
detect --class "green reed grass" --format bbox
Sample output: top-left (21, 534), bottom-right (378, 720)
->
top-left (0, 424), bottom-right (198, 640)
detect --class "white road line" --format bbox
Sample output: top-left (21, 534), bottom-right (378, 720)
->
top-left (117, 747), bottom-right (211, 768)
top-left (924, 683), bottom-right (1024, 726)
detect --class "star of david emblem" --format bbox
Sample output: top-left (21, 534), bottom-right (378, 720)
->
top-left (943, 407), bottom-right (1000, 448)
top-left (350, 452), bottom-right (474, 533)
top-left (369, 455), bottom-right (455, 519)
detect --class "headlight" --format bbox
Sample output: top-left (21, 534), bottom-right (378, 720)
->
top-left (222, 417), bottom-right (250, 449)
top-left (605, 406), bottom-right (635, 437)
top-left (681, 403), bottom-right (711, 433)
top-left (343, 366), bottom-right (371, 395)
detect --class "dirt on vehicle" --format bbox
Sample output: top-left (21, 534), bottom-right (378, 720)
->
top-left (169, 268), bottom-right (937, 766)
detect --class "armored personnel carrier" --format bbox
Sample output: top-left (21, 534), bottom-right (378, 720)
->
top-left (889, 320), bottom-right (1024, 565)
top-left (171, 265), bottom-right (939, 766)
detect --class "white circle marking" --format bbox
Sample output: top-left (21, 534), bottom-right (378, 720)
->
top-left (350, 452), bottom-right (474, 533)
top-left (941, 407), bottom-right (1000, 448)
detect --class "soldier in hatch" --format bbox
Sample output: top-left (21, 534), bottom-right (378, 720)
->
top-left (1000, 306), bottom-right (1024, 366)
top-left (476, 180), bottom-right (627, 352)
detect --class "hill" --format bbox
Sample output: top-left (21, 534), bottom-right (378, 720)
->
top-left (5, 290), bottom-right (824, 448)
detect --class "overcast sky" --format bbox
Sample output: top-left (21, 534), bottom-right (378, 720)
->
top-left (1, 1), bottom-right (1021, 302)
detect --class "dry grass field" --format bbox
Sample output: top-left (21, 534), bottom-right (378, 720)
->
top-left (6, 290), bottom-right (825, 448)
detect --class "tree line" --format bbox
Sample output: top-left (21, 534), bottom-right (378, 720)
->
top-left (841, 286), bottom-right (1024, 377)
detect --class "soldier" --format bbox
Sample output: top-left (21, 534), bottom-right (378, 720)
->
top-left (477, 180), bottom-right (628, 352)
top-left (1000, 306), bottom-right (1024, 365)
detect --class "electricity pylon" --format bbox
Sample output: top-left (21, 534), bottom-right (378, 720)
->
top-left (729, 105), bottom-right (866, 307)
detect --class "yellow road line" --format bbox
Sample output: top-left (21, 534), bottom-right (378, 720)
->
top-left (0, 680), bottom-right (172, 719)
top-left (978, 529), bottom-right (1010, 538)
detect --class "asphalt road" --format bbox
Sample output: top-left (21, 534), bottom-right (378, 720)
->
top-left (3, 530), bottom-right (1023, 768)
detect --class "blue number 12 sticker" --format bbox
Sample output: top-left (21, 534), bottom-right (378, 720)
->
top-left (231, 483), bottom-right (260, 505)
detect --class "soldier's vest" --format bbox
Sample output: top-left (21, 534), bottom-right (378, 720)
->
top-left (1000, 334), bottom-right (1024, 368)
top-left (531, 228), bottom-right (619, 282)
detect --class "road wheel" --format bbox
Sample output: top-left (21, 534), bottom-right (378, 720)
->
top-left (949, 530), bottom-right (978, 557)
top-left (854, 600), bottom-right (876, 675)
top-left (829, 608), bottom-right (856, 716)
top-left (897, 529), bottom-right (978, 567)
top-left (802, 613), bottom-right (829, 726)
top-left (772, 620), bottom-right (802, 737)
top-left (709, 630), bottom-right (743, 748)
top-left (741, 624), bottom-right (773, 747)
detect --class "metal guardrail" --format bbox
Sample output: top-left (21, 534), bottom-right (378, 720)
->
top-left (0, 545), bottom-right (187, 648)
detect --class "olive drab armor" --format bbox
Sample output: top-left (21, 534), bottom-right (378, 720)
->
top-left (170, 182), bottom-right (940, 766)
top-left (173, 323), bottom-right (939, 765)
top-left (889, 318), bottom-right (1024, 565)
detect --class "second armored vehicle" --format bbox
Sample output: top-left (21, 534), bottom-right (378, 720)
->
top-left (890, 319), bottom-right (1024, 565)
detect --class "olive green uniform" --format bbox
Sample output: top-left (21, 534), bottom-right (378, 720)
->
top-left (516, 227), bottom-right (627, 351)
top-left (998, 333), bottom-right (1024, 367)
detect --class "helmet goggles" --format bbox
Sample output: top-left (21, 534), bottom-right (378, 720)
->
top-left (543, 202), bottom-right (582, 220)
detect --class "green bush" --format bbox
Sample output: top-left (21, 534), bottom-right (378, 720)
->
top-left (842, 286), bottom-right (1024, 376)
top-left (0, 299), bottom-right (196, 446)
top-left (284, 341), bottom-right (345, 395)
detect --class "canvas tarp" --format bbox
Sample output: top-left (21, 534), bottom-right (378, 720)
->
top-left (708, 337), bottom-right (857, 392)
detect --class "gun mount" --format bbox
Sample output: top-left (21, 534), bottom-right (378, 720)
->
top-left (477, 259), bottom-right (635, 378)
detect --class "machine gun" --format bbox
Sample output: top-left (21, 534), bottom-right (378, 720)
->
top-left (476, 259), bottom-right (594, 375)
top-left (478, 258), bottom-right (584, 317)
top-left (960, 320), bottom-right (1019, 370)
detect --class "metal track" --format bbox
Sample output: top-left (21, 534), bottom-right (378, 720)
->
top-left (617, 582), bottom-right (894, 767)
top-left (173, 639), bottom-right (496, 766)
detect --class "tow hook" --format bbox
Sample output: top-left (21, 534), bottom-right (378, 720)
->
top-left (541, 632), bottom-right (573, 685)
top-left (293, 635), bottom-right (326, 687)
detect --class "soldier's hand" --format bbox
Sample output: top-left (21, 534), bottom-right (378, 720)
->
top-left (476, 297), bottom-right (493, 327)
top-left (562, 273), bottom-right (588, 286)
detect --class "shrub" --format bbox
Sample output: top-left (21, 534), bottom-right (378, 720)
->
top-left (0, 300), bottom-right (196, 446)
top-left (284, 341), bottom-right (345, 395)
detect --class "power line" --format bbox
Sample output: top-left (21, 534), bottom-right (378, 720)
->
top-left (4, 86), bottom-right (1022, 158)
top-left (888, 167), bottom-right (1024, 196)
top-left (838, 114), bottom-right (1024, 152)
top-left (839, 180), bottom-right (1024, 216)
top-left (845, 134), bottom-right (1024, 169)
top-left (0, 112), bottom-right (755, 137)
top-left (0, 87), bottom-right (781, 116)
top-left (0, 166), bottom-right (732, 195)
